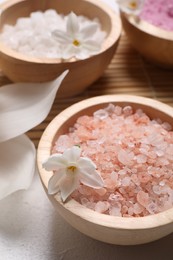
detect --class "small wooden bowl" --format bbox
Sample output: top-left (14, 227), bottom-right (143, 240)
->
top-left (0, 0), bottom-right (121, 98)
top-left (121, 13), bottom-right (173, 68)
top-left (37, 95), bottom-right (173, 245)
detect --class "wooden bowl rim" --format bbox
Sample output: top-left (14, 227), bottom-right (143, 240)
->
top-left (122, 13), bottom-right (173, 41)
top-left (0, 0), bottom-right (122, 64)
top-left (37, 94), bottom-right (173, 230)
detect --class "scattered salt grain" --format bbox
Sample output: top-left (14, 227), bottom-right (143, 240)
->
top-left (53, 104), bottom-right (173, 217)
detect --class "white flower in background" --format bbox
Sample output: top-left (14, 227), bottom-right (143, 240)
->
top-left (116, 0), bottom-right (144, 15)
top-left (52, 12), bottom-right (103, 60)
top-left (43, 146), bottom-right (104, 202)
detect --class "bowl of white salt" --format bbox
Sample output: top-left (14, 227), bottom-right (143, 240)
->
top-left (37, 95), bottom-right (173, 245)
top-left (119, 0), bottom-right (173, 68)
top-left (0, 0), bottom-right (121, 97)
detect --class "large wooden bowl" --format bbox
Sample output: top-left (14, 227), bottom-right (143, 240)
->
top-left (37, 95), bottom-right (173, 245)
top-left (121, 13), bottom-right (173, 68)
top-left (0, 0), bottom-right (121, 97)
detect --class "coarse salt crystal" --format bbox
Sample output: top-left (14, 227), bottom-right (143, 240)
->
top-left (53, 104), bottom-right (173, 217)
top-left (136, 154), bottom-right (147, 164)
top-left (0, 10), bottom-right (105, 59)
top-left (95, 201), bottom-right (109, 213)
top-left (118, 149), bottom-right (134, 166)
top-left (109, 203), bottom-right (122, 217)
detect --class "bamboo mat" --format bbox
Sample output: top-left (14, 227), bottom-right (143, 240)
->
top-left (1, 32), bottom-right (173, 147)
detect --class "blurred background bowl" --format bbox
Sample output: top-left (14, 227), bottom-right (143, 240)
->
top-left (0, 0), bottom-right (121, 97)
top-left (121, 12), bottom-right (173, 69)
top-left (37, 95), bottom-right (173, 245)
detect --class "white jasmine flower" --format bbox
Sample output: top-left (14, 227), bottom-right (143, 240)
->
top-left (52, 12), bottom-right (102, 60)
top-left (43, 146), bottom-right (104, 202)
top-left (116, 0), bottom-right (144, 15)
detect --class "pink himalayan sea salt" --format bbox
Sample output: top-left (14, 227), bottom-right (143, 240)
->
top-left (52, 104), bottom-right (173, 217)
top-left (139, 0), bottom-right (173, 31)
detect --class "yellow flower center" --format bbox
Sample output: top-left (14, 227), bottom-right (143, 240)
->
top-left (73, 39), bottom-right (80, 46)
top-left (67, 165), bottom-right (77, 172)
top-left (128, 1), bottom-right (138, 9)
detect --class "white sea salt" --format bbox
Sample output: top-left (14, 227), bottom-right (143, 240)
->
top-left (0, 10), bottom-right (106, 59)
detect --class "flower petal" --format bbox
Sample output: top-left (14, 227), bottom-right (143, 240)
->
top-left (75, 50), bottom-right (91, 60)
top-left (67, 12), bottom-right (79, 37)
top-left (48, 169), bottom-right (65, 194)
top-left (0, 134), bottom-right (35, 200)
top-left (59, 175), bottom-right (79, 202)
top-left (83, 39), bottom-right (101, 52)
top-left (52, 30), bottom-right (72, 44)
top-left (74, 40), bottom-right (101, 60)
top-left (62, 146), bottom-right (81, 163)
top-left (0, 70), bottom-right (68, 143)
top-left (80, 23), bottom-right (98, 38)
top-left (62, 45), bottom-right (76, 59)
top-left (78, 157), bottom-right (96, 171)
top-left (79, 169), bottom-right (104, 189)
top-left (42, 154), bottom-right (67, 171)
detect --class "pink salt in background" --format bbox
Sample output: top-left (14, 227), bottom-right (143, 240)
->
top-left (53, 104), bottom-right (173, 217)
top-left (139, 0), bottom-right (173, 31)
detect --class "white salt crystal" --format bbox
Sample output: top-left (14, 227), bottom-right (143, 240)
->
top-left (18, 44), bottom-right (31, 54)
top-left (81, 197), bottom-right (89, 206)
top-left (123, 106), bottom-right (133, 116)
top-left (128, 207), bottom-right (134, 216)
top-left (105, 103), bottom-right (115, 114)
top-left (30, 11), bottom-right (45, 26)
top-left (159, 181), bottom-right (165, 186)
top-left (44, 9), bottom-right (59, 18)
top-left (95, 201), bottom-right (109, 213)
top-left (108, 193), bottom-right (123, 202)
top-left (6, 36), bottom-right (19, 49)
top-left (136, 154), bottom-right (147, 164)
top-left (118, 169), bottom-right (127, 175)
top-left (95, 188), bottom-right (106, 196)
top-left (136, 108), bottom-right (144, 116)
top-left (93, 109), bottom-right (109, 120)
top-left (155, 149), bottom-right (165, 157)
top-left (121, 176), bottom-right (131, 187)
top-left (146, 202), bottom-right (157, 214)
top-left (118, 149), bottom-right (134, 166)
top-left (109, 204), bottom-right (122, 216)
top-left (153, 185), bottom-right (161, 195)
top-left (114, 106), bottom-right (122, 116)
top-left (110, 171), bottom-right (118, 181)
top-left (1, 10), bottom-right (105, 59)
top-left (16, 17), bottom-right (31, 30)
top-left (133, 203), bottom-right (144, 214)
top-left (55, 135), bottom-right (73, 152)
top-left (162, 122), bottom-right (172, 131)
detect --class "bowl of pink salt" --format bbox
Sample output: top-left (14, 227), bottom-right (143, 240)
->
top-left (0, 0), bottom-right (121, 98)
top-left (120, 0), bottom-right (173, 68)
top-left (37, 94), bottom-right (173, 245)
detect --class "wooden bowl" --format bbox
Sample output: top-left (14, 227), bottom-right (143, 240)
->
top-left (0, 0), bottom-right (121, 98)
top-left (37, 95), bottom-right (173, 245)
top-left (121, 13), bottom-right (173, 69)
